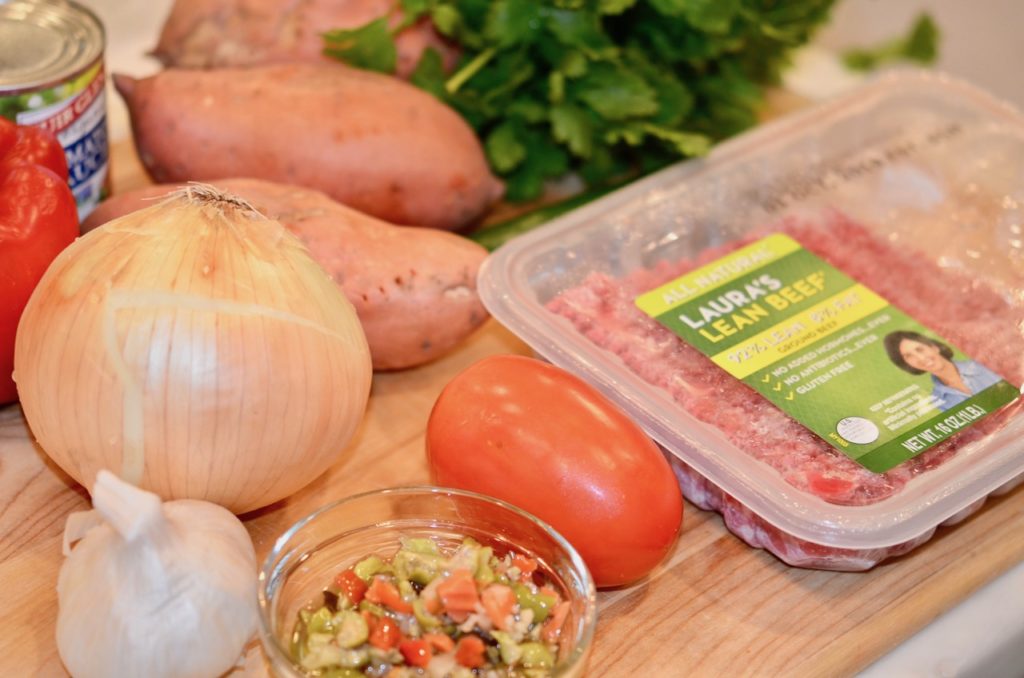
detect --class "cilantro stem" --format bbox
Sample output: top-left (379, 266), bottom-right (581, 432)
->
top-left (445, 47), bottom-right (497, 95)
top-left (469, 180), bottom-right (628, 251)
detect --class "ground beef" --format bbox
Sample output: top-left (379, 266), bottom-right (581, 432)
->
top-left (668, 456), bottom-right (936, 570)
top-left (548, 211), bottom-right (1024, 508)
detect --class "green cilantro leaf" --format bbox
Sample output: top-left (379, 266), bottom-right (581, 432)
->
top-left (550, 103), bottom-right (594, 158)
top-left (322, 19), bottom-right (396, 73)
top-left (503, 134), bottom-right (570, 201)
top-left (598, 0), bottom-right (638, 15)
top-left (573, 63), bottom-right (659, 120)
top-left (903, 13), bottom-right (940, 62)
top-left (549, 71), bottom-right (566, 103)
top-left (506, 99), bottom-right (548, 123)
top-left (577, 144), bottom-right (632, 186)
top-left (453, 0), bottom-right (490, 30)
top-left (650, 0), bottom-right (738, 33)
top-left (558, 50), bottom-right (588, 78)
top-left (324, 0), bottom-right (838, 210)
top-left (623, 48), bottom-right (693, 126)
top-left (431, 5), bottom-right (462, 36)
top-left (485, 122), bottom-right (527, 173)
top-left (843, 13), bottom-right (940, 72)
top-left (484, 0), bottom-right (545, 47)
top-left (641, 123), bottom-right (711, 156)
top-left (409, 47), bottom-right (448, 98)
top-left (544, 8), bottom-right (617, 58)
top-left (400, 0), bottom-right (433, 17)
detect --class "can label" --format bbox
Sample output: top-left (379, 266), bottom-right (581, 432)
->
top-left (7, 62), bottom-right (110, 220)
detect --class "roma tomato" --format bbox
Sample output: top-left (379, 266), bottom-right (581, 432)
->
top-left (426, 355), bottom-right (683, 588)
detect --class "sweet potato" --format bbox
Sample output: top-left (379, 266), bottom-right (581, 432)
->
top-left (115, 63), bottom-right (503, 231)
top-left (154, 0), bottom-right (459, 78)
top-left (82, 179), bottom-right (490, 370)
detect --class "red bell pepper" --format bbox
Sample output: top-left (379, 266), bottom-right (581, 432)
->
top-left (0, 116), bottom-right (79, 404)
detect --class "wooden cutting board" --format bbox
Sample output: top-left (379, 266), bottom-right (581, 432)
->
top-left (1, 141), bottom-right (1023, 677)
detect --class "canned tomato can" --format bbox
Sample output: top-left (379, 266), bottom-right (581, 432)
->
top-left (0, 0), bottom-right (109, 220)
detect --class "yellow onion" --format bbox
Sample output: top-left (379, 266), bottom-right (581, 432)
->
top-left (14, 185), bottom-right (372, 513)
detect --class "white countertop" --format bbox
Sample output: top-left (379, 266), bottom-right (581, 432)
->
top-left (81, 1), bottom-right (1024, 675)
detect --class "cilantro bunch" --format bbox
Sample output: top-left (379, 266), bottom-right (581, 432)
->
top-left (325, 0), bottom-right (836, 202)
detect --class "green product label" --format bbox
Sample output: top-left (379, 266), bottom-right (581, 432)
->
top-left (635, 234), bottom-right (1019, 473)
top-left (1, 64), bottom-right (97, 120)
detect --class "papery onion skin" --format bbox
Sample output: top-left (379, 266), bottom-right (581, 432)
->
top-left (14, 187), bottom-right (373, 513)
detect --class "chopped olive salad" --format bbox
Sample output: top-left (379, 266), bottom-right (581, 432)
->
top-left (291, 535), bottom-right (570, 677)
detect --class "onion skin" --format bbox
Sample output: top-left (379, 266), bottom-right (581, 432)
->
top-left (14, 187), bottom-right (372, 513)
top-left (82, 179), bottom-right (490, 370)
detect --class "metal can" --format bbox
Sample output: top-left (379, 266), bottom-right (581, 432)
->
top-left (0, 0), bottom-right (109, 220)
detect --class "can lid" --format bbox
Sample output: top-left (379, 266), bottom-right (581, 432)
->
top-left (0, 0), bottom-right (104, 93)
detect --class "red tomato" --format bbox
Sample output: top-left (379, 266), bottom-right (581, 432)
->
top-left (422, 633), bottom-right (455, 653)
top-left (332, 568), bottom-right (367, 606)
top-left (435, 568), bottom-right (479, 614)
top-left (398, 638), bottom-right (432, 668)
top-left (454, 635), bottom-right (486, 668)
top-left (366, 613), bottom-right (400, 650)
top-left (365, 576), bottom-right (413, 613)
top-left (426, 355), bottom-right (683, 588)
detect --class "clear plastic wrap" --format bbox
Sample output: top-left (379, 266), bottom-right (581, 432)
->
top-left (478, 71), bottom-right (1024, 570)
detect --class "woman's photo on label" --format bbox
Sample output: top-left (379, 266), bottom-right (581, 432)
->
top-left (883, 330), bottom-right (1003, 412)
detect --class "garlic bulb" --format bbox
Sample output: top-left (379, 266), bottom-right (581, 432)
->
top-left (57, 470), bottom-right (258, 678)
top-left (14, 185), bottom-right (372, 512)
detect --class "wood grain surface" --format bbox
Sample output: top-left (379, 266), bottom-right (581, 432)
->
top-left (1, 141), bottom-right (1023, 678)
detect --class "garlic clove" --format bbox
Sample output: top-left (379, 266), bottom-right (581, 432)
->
top-left (92, 469), bottom-right (163, 540)
top-left (57, 471), bottom-right (258, 678)
top-left (61, 510), bottom-right (102, 556)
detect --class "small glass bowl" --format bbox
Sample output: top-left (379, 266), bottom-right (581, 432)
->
top-left (257, 486), bottom-right (598, 677)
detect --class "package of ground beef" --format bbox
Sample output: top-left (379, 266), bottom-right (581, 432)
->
top-left (478, 71), bottom-right (1024, 570)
